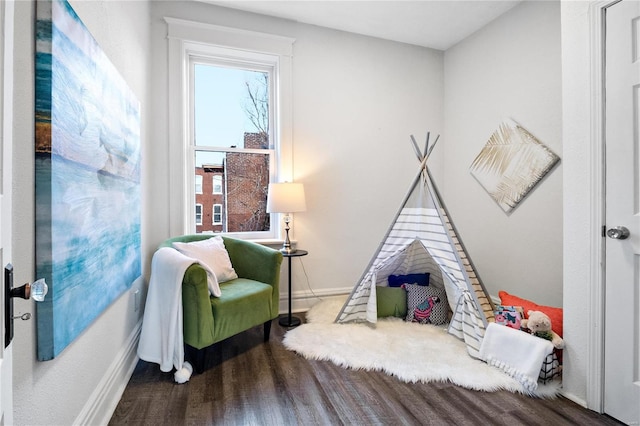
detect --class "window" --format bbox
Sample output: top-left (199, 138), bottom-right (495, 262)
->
top-left (195, 204), bottom-right (203, 225)
top-left (166, 18), bottom-right (294, 239)
top-left (213, 204), bottom-right (222, 225)
top-left (192, 61), bottom-right (273, 235)
top-left (195, 175), bottom-right (203, 194)
top-left (213, 175), bottom-right (222, 194)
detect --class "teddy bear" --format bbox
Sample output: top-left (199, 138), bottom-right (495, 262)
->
top-left (520, 310), bottom-right (564, 349)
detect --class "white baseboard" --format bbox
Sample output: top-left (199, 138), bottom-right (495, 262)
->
top-left (283, 290), bottom-right (501, 314)
top-left (559, 390), bottom-right (589, 409)
top-left (279, 286), bottom-right (351, 314)
top-left (73, 320), bottom-right (142, 426)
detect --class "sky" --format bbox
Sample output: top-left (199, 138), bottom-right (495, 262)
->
top-left (194, 64), bottom-right (267, 166)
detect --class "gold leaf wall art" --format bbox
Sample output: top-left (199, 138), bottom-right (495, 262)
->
top-left (470, 119), bottom-right (559, 214)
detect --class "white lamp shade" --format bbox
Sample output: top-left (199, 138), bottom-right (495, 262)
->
top-left (266, 182), bottom-right (306, 213)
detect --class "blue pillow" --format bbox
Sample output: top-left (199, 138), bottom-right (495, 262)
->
top-left (388, 273), bottom-right (430, 287)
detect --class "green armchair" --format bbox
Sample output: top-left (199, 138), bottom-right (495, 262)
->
top-left (159, 235), bottom-right (283, 373)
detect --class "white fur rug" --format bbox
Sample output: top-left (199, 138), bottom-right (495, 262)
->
top-left (282, 297), bottom-right (561, 397)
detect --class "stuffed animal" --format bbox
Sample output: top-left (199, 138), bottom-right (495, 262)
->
top-left (521, 310), bottom-right (564, 349)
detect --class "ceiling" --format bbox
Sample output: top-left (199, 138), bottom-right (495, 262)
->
top-left (204, 1), bottom-right (522, 51)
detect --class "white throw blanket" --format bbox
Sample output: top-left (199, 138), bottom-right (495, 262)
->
top-left (479, 322), bottom-right (554, 392)
top-left (137, 247), bottom-right (218, 383)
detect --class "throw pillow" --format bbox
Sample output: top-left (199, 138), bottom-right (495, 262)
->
top-left (173, 236), bottom-right (238, 283)
top-left (403, 283), bottom-right (448, 325)
top-left (388, 273), bottom-right (430, 287)
top-left (498, 290), bottom-right (563, 337)
top-left (376, 286), bottom-right (407, 318)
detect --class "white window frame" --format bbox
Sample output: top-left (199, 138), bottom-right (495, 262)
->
top-left (212, 175), bottom-right (222, 194)
top-left (166, 18), bottom-right (295, 241)
top-left (213, 203), bottom-right (222, 225)
top-left (195, 174), bottom-right (203, 194)
top-left (195, 203), bottom-right (203, 225)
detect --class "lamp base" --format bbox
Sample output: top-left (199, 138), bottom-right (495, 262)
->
top-left (278, 315), bottom-right (301, 327)
top-left (280, 217), bottom-right (296, 254)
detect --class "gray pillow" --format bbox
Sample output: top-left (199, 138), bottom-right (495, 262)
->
top-left (403, 283), bottom-right (448, 325)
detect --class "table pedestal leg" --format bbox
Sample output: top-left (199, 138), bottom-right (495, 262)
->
top-left (279, 254), bottom-right (301, 327)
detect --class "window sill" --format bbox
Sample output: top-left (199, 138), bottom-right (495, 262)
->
top-left (250, 238), bottom-right (299, 250)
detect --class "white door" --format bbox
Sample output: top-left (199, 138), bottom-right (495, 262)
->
top-left (0, 1), bottom-right (14, 425)
top-left (0, 1), bottom-right (14, 424)
top-left (604, 1), bottom-right (640, 424)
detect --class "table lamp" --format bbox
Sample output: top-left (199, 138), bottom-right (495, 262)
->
top-left (266, 182), bottom-right (306, 253)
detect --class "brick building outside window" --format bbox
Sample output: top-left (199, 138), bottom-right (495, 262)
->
top-left (194, 132), bottom-right (270, 234)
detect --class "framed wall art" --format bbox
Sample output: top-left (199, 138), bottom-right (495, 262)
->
top-left (470, 119), bottom-right (559, 214)
top-left (35, 0), bottom-right (141, 360)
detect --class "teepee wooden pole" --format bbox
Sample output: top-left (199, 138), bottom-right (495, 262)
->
top-left (410, 135), bottom-right (423, 162)
top-left (425, 134), bottom-right (439, 160)
top-left (424, 132), bottom-right (430, 158)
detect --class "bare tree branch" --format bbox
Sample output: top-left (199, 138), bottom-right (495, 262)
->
top-left (243, 74), bottom-right (269, 148)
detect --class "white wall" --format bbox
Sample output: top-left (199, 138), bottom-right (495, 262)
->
top-left (11, 1), bottom-right (151, 424)
top-left (149, 2), bottom-right (444, 308)
top-left (443, 1), bottom-right (563, 307)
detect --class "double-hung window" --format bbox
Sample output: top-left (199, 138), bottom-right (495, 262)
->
top-left (213, 175), bottom-right (222, 194)
top-left (191, 59), bottom-right (274, 235)
top-left (195, 204), bottom-right (203, 226)
top-left (166, 19), bottom-right (294, 240)
top-left (213, 204), bottom-right (223, 225)
top-left (195, 175), bottom-right (203, 194)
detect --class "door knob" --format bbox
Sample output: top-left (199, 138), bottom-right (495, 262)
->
top-left (5, 264), bottom-right (48, 348)
top-left (10, 278), bottom-right (47, 301)
top-left (606, 226), bottom-right (630, 240)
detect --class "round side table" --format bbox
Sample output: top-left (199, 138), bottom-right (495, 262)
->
top-left (278, 249), bottom-right (308, 327)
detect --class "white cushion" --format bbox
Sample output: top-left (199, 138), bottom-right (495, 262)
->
top-left (172, 236), bottom-right (238, 283)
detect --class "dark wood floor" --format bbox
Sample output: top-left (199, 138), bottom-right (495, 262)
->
top-left (111, 314), bottom-right (622, 426)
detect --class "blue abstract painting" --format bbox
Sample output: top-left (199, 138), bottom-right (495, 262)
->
top-left (35, 0), bottom-right (141, 360)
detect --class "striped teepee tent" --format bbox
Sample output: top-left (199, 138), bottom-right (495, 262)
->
top-left (335, 134), bottom-right (495, 358)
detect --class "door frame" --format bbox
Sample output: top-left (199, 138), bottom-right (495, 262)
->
top-left (0, 0), bottom-right (14, 423)
top-left (586, 0), bottom-right (624, 413)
